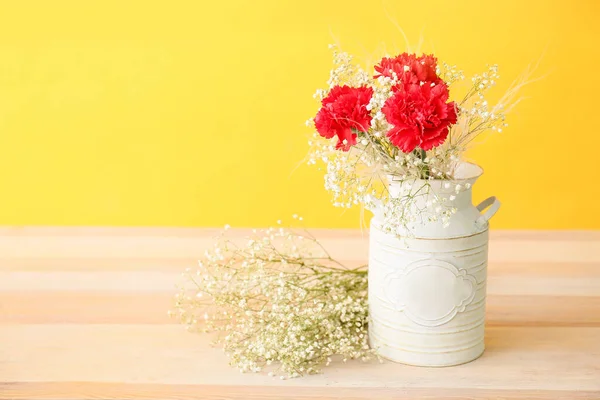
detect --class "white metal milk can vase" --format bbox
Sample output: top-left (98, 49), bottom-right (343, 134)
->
top-left (368, 162), bottom-right (500, 366)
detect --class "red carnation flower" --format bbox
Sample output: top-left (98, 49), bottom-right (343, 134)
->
top-left (314, 85), bottom-right (373, 151)
top-left (374, 53), bottom-right (441, 87)
top-left (382, 82), bottom-right (457, 153)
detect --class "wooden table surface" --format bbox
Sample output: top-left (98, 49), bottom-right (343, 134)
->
top-left (0, 227), bottom-right (599, 400)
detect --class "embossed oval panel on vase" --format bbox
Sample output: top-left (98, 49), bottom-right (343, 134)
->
top-left (382, 259), bottom-right (477, 327)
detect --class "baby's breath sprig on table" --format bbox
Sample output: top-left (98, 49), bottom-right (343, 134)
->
top-left (172, 219), bottom-right (374, 379)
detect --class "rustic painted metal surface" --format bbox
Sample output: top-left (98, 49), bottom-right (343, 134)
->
top-left (1, 228), bottom-right (599, 400)
top-left (369, 163), bottom-right (500, 366)
top-left (369, 226), bottom-right (490, 366)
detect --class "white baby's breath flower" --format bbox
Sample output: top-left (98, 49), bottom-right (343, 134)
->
top-left (173, 223), bottom-right (373, 378)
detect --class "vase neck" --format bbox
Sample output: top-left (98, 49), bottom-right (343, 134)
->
top-left (388, 179), bottom-right (475, 208)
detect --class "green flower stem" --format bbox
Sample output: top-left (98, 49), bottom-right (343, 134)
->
top-left (419, 148), bottom-right (429, 179)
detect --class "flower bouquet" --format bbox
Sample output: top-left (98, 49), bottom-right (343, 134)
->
top-left (308, 47), bottom-right (531, 236)
top-left (307, 47), bottom-right (533, 366)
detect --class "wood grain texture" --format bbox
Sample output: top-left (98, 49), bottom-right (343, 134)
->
top-left (3, 293), bottom-right (600, 326)
top-left (2, 383), bottom-right (599, 400)
top-left (1, 228), bottom-right (599, 400)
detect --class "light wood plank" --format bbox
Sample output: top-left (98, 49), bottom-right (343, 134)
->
top-left (1, 228), bottom-right (599, 263)
top-left (3, 293), bottom-right (600, 326)
top-left (0, 325), bottom-right (599, 391)
top-left (1, 270), bottom-right (597, 296)
top-left (485, 295), bottom-right (600, 327)
top-left (2, 256), bottom-right (599, 279)
top-left (2, 382), bottom-right (599, 400)
top-left (0, 257), bottom-right (198, 272)
top-left (0, 293), bottom-right (173, 324)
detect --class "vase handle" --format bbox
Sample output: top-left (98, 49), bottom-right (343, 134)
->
top-left (476, 196), bottom-right (501, 227)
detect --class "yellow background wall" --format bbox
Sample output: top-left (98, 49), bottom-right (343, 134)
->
top-left (0, 0), bottom-right (598, 229)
